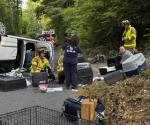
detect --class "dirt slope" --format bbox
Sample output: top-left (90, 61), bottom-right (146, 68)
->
top-left (77, 68), bottom-right (150, 125)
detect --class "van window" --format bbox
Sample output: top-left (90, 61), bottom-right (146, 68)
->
top-left (23, 43), bottom-right (35, 70)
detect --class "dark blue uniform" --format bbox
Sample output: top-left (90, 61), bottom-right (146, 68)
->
top-left (63, 42), bottom-right (81, 88)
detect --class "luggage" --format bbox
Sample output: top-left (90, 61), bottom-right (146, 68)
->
top-left (0, 76), bottom-right (27, 92)
top-left (107, 56), bottom-right (121, 67)
top-left (81, 99), bottom-right (97, 120)
top-left (99, 66), bottom-right (116, 75)
top-left (63, 98), bottom-right (81, 121)
top-left (77, 63), bottom-right (93, 85)
top-left (122, 53), bottom-right (148, 76)
top-left (104, 70), bottom-right (126, 84)
top-left (32, 72), bottom-right (48, 87)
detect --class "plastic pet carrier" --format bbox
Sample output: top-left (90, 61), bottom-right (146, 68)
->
top-left (107, 56), bottom-right (121, 67)
top-left (0, 106), bottom-right (98, 125)
top-left (78, 55), bottom-right (86, 63)
top-left (104, 70), bottom-right (126, 85)
top-left (0, 76), bottom-right (27, 92)
top-left (32, 72), bottom-right (48, 87)
top-left (77, 63), bottom-right (93, 85)
top-left (99, 66), bottom-right (116, 75)
top-left (122, 53), bottom-right (149, 76)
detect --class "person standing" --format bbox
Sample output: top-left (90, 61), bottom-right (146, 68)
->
top-left (122, 20), bottom-right (137, 53)
top-left (63, 35), bottom-right (81, 89)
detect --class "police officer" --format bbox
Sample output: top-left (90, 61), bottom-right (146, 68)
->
top-left (31, 49), bottom-right (51, 73)
top-left (63, 35), bottom-right (81, 89)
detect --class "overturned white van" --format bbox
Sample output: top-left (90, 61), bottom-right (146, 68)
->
top-left (0, 35), bottom-right (55, 73)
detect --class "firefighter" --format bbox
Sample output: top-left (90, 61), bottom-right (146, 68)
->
top-left (122, 20), bottom-right (137, 53)
top-left (57, 49), bottom-right (65, 84)
top-left (30, 49), bottom-right (51, 73)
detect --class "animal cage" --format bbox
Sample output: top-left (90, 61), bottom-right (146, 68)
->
top-left (0, 106), bottom-right (98, 125)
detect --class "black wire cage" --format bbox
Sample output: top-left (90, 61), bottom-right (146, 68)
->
top-left (0, 106), bottom-right (99, 125)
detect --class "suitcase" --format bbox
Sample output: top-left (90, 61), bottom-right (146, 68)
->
top-left (77, 63), bottom-right (93, 85)
top-left (122, 53), bottom-right (148, 76)
top-left (32, 72), bottom-right (48, 87)
top-left (0, 76), bottom-right (27, 92)
top-left (104, 70), bottom-right (126, 84)
top-left (99, 66), bottom-right (116, 75)
top-left (107, 56), bottom-right (121, 67)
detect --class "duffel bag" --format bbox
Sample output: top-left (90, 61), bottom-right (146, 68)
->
top-left (62, 96), bottom-right (86, 121)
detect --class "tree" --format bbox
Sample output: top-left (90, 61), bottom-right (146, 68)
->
top-left (30, 0), bottom-right (150, 51)
top-left (0, 0), bottom-right (22, 35)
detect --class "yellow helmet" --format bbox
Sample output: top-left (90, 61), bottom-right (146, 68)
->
top-left (122, 20), bottom-right (130, 26)
top-left (38, 48), bottom-right (45, 55)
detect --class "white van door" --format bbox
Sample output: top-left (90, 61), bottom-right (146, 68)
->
top-left (0, 36), bottom-right (17, 60)
top-left (36, 41), bottom-right (55, 71)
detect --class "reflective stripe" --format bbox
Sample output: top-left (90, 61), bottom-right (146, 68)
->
top-left (31, 56), bottom-right (49, 72)
top-left (57, 54), bottom-right (64, 72)
top-left (124, 43), bottom-right (136, 48)
top-left (131, 33), bottom-right (136, 38)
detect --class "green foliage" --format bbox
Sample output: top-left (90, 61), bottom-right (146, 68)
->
top-left (27, 0), bottom-right (150, 50)
top-left (0, 0), bottom-right (22, 35)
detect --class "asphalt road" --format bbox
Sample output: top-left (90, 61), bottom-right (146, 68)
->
top-left (0, 85), bottom-right (75, 114)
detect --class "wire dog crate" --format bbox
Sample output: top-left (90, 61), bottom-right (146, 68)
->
top-left (0, 106), bottom-right (98, 125)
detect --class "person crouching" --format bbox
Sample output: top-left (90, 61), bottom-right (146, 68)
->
top-left (30, 49), bottom-right (51, 73)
